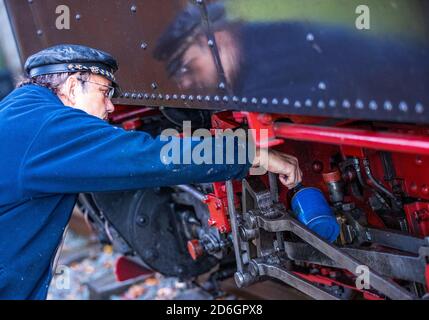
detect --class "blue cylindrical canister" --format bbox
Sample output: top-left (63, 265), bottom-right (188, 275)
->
top-left (291, 186), bottom-right (340, 243)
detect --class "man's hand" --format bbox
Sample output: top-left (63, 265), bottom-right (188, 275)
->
top-left (252, 148), bottom-right (302, 189)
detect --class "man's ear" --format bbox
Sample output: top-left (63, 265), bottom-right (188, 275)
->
top-left (59, 76), bottom-right (78, 105)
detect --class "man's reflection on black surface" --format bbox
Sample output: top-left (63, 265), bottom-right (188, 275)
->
top-left (154, 2), bottom-right (429, 104)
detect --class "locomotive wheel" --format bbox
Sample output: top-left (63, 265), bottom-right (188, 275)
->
top-left (89, 188), bottom-right (219, 279)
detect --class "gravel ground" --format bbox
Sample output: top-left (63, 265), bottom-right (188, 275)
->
top-left (47, 230), bottom-right (223, 300)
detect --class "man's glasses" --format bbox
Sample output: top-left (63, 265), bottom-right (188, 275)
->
top-left (80, 80), bottom-right (116, 100)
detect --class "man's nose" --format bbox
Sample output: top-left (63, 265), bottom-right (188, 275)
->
top-left (106, 99), bottom-right (115, 113)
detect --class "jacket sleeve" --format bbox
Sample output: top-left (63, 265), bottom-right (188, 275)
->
top-left (19, 107), bottom-right (252, 195)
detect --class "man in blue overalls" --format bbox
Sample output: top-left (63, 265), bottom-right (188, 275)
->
top-left (0, 44), bottom-right (302, 299)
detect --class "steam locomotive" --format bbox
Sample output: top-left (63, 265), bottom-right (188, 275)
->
top-left (5, 0), bottom-right (429, 299)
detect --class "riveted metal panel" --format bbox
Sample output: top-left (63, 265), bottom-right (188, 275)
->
top-left (4, 0), bottom-right (429, 124)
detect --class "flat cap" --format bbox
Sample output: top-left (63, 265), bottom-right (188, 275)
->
top-left (153, 2), bottom-right (226, 76)
top-left (25, 44), bottom-right (119, 88)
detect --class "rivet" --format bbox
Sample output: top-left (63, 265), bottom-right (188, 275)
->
top-left (208, 39), bottom-right (214, 47)
top-left (282, 98), bottom-right (290, 106)
top-left (329, 100), bottom-right (337, 107)
top-left (137, 93), bottom-right (143, 99)
top-left (158, 94), bottom-right (164, 100)
top-left (28, 0), bottom-right (33, 3)
top-left (214, 95), bottom-right (220, 102)
top-left (188, 95), bottom-right (194, 101)
top-left (196, 95), bottom-right (203, 101)
top-left (172, 94), bottom-right (178, 100)
top-left (355, 100), bottom-right (364, 109)
top-left (131, 93), bottom-right (137, 99)
top-left (232, 96), bottom-right (239, 103)
top-left (306, 33), bottom-right (315, 42)
top-left (196, 0), bottom-right (203, 4)
top-left (342, 100), bottom-right (351, 108)
top-left (317, 100), bottom-right (325, 108)
top-left (165, 94), bottom-right (171, 101)
top-left (241, 97), bottom-right (248, 104)
top-left (369, 101), bottom-right (378, 110)
top-left (144, 93), bottom-right (150, 99)
top-left (305, 99), bottom-right (312, 107)
top-left (75, 14), bottom-right (81, 20)
top-left (124, 93), bottom-right (130, 98)
top-left (131, 5), bottom-right (137, 13)
top-left (261, 98), bottom-right (268, 105)
top-left (251, 97), bottom-right (258, 104)
top-left (218, 82), bottom-right (226, 90)
top-left (415, 103), bottom-right (424, 114)
top-left (37, 30), bottom-right (43, 36)
top-left (384, 101), bottom-right (393, 111)
top-left (205, 96), bottom-right (211, 102)
top-left (318, 82), bottom-right (326, 90)
top-left (151, 94), bottom-right (157, 100)
top-left (272, 98), bottom-right (279, 105)
top-left (399, 101), bottom-right (408, 112)
top-left (223, 96), bottom-right (229, 103)
top-left (294, 101), bottom-right (302, 108)
top-left (180, 94), bottom-right (187, 101)
top-left (151, 82), bottom-right (158, 90)
top-left (140, 42), bottom-right (148, 50)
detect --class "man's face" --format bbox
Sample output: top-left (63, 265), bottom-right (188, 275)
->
top-left (74, 74), bottom-right (115, 120)
top-left (172, 31), bottom-right (239, 93)
top-left (174, 41), bottom-right (218, 91)
top-left (60, 74), bottom-right (115, 120)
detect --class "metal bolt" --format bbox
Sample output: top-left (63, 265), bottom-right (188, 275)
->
top-left (207, 39), bottom-right (214, 47)
top-left (282, 98), bottom-right (290, 105)
top-left (329, 99), bottom-right (337, 107)
top-left (37, 30), bottom-right (43, 36)
top-left (251, 97), bottom-right (258, 104)
top-left (222, 96), bottom-right (229, 103)
top-left (140, 42), bottom-right (148, 50)
top-left (241, 97), bottom-right (248, 104)
top-left (416, 156), bottom-right (423, 165)
top-left (131, 5), bottom-right (137, 13)
top-left (75, 14), bottom-right (81, 20)
top-left (218, 82), bottom-right (226, 90)
top-left (305, 99), bottom-right (312, 107)
top-left (272, 98), bottom-right (279, 105)
top-left (294, 101), bottom-right (302, 108)
top-left (151, 82), bottom-right (158, 90)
